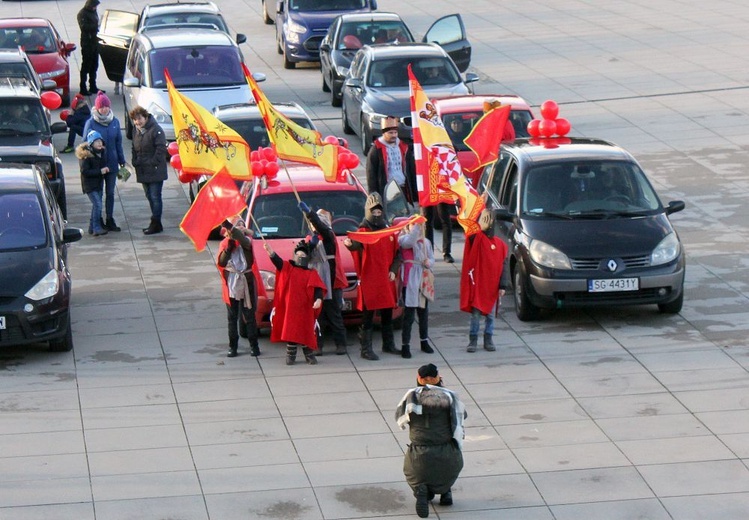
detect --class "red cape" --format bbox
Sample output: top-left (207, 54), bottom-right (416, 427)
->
top-left (351, 229), bottom-right (398, 311)
top-left (217, 237), bottom-right (265, 305)
top-left (460, 232), bottom-right (508, 314)
top-left (270, 261), bottom-right (326, 348)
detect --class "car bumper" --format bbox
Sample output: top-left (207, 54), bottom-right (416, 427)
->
top-left (284, 41), bottom-right (321, 63)
top-left (0, 301), bottom-right (70, 348)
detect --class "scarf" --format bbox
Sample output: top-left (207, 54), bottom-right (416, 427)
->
top-left (395, 385), bottom-right (466, 449)
top-left (92, 108), bottom-right (114, 126)
top-left (223, 247), bottom-right (252, 309)
top-left (381, 137), bottom-right (405, 186)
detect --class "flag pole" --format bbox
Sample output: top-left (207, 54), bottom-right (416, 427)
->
top-left (248, 213), bottom-right (267, 244)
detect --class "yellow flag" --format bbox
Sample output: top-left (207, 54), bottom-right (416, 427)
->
top-left (244, 65), bottom-right (338, 181)
top-left (166, 71), bottom-right (251, 180)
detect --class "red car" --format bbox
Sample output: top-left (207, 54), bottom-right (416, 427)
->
top-left (431, 95), bottom-right (535, 185)
top-left (246, 164), bottom-right (403, 329)
top-left (0, 18), bottom-right (76, 106)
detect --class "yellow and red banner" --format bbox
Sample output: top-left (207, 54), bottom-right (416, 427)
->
top-left (347, 215), bottom-right (426, 245)
top-left (166, 71), bottom-right (251, 180)
top-left (244, 65), bottom-right (339, 181)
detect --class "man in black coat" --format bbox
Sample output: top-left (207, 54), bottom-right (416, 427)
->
top-left (77, 0), bottom-right (101, 95)
top-left (365, 116), bottom-right (418, 205)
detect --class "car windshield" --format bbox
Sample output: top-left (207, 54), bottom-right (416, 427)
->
top-left (0, 62), bottom-right (36, 85)
top-left (521, 161), bottom-right (662, 217)
top-left (252, 191), bottom-right (366, 238)
top-left (368, 57), bottom-right (460, 88)
top-left (0, 98), bottom-right (47, 135)
top-left (149, 46), bottom-right (244, 88)
top-left (338, 21), bottom-right (412, 49)
top-left (227, 116), bottom-right (314, 149)
top-left (442, 109), bottom-right (536, 151)
top-left (143, 13), bottom-right (228, 32)
top-left (290, 0), bottom-right (366, 11)
top-left (0, 27), bottom-right (56, 53)
top-left (0, 192), bottom-right (46, 250)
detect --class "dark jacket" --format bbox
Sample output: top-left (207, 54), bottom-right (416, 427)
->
top-left (66, 103), bottom-right (91, 132)
top-left (77, 0), bottom-right (99, 49)
top-left (131, 115), bottom-right (168, 184)
top-left (75, 142), bottom-right (106, 194)
top-left (366, 138), bottom-right (418, 204)
top-left (83, 116), bottom-right (126, 174)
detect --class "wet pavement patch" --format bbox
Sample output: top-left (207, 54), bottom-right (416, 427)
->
top-left (335, 486), bottom-right (406, 513)
top-left (253, 500), bottom-right (311, 518)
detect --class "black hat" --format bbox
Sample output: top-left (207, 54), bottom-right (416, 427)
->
top-left (418, 363), bottom-right (439, 378)
top-left (294, 239), bottom-right (310, 255)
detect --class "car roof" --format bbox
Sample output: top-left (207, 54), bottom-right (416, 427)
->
top-left (213, 102), bottom-right (309, 120)
top-left (143, 2), bottom-right (220, 17)
top-left (0, 165), bottom-right (42, 192)
top-left (432, 94), bottom-right (532, 113)
top-left (255, 165), bottom-right (365, 196)
top-left (0, 18), bottom-right (51, 28)
top-left (137, 27), bottom-right (234, 48)
top-left (0, 48), bottom-right (30, 63)
top-left (364, 42), bottom-right (448, 60)
top-left (335, 12), bottom-right (405, 22)
top-left (505, 137), bottom-right (636, 165)
top-left (0, 77), bottom-right (40, 99)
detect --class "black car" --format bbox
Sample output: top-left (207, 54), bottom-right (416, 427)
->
top-left (478, 137), bottom-right (686, 321)
top-left (0, 165), bottom-right (82, 352)
top-left (320, 12), bottom-right (471, 109)
top-left (0, 77), bottom-right (69, 218)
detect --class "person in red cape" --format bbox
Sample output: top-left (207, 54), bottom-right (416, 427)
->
top-left (343, 192), bottom-right (402, 361)
top-left (298, 202), bottom-right (349, 356)
top-left (459, 209), bottom-right (509, 352)
top-left (217, 218), bottom-right (260, 358)
top-left (264, 240), bottom-right (326, 365)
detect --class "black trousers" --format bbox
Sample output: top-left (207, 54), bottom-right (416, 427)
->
top-left (80, 45), bottom-right (99, 90)
top-left (318, 288), bottom-right (347, 347)
top-left (226, 298), bottom-right (258, 349)
top-left (401, 288), bottom-right (428, 345)
top-left (423, 203), bottom-right (452, 255)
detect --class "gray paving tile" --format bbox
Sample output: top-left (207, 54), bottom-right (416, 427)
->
top-left (616, 435), bottom-right (736, 465)
top-left (294, 433), bottom-right (401, 463)
top-left (0, 477), bottom-right (92, 508)
top-left (497, 419), bottom-right (609, 449)
top-left (91, 470), bottom-right (202, 501)
top-left (661, 492), bottom-right (749, 520)
top-left (191, 439), bottom-right (299, 469)
top-left (93, 496), bottom-right (209, 520)
top-left (205, 488), bottom-right (322, 520)
top-left (531, 467), bottom-right (654, 505)
top-left (184, 417), bottom-right (290, 445)
top-left (638, 460), bottom-right (749, 497)
top-left (199, 463), bottom-right (310, 494)
top-left (596, 413), bottom-right (710, 441)
top-left (550, 498), bottom-right (671, 520)
top-left (577, 392), bottom-right (689, 419)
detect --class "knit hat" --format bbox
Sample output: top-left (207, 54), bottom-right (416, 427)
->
top-left (94, 91), bottom-right (111, 110)
top-left (86, 130), bottom-right (103, 145)
top-left (71, 93), bottom-right (86, 110)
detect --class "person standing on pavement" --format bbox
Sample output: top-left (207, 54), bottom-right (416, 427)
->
top-left (77, 0), bottom-right (101, 95)
top-left (395, 363), bottom-right (466, 518)
top-left (298, 202), bottom-right (349, 356)
top-left (343, 192), bottom-right (402, 360)
top-left (459, 209), bottom-right (509, 352)
top-left (398, 220), bottom-right (435, 358)
top-left (76, 130), bottom-right (108, 236)
top-left (84, 92), bottom-right (126, 232)
top-left (217, 219), bottom-right (260, 358)
top-left (129, 105), bottom-right (167, 235)
top-left (366, 116), bottom-right (417, 204)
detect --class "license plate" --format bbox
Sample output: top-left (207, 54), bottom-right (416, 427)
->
top-left (588, 278), bottom-right (639, 292)
top-left (342, 300), bottom-right (352, 311)
top-left (0, 316), bottom-right (5, 330)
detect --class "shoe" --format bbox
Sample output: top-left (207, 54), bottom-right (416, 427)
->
top-left (93, 229), bottom-right (108, 236)
top-left (382, 344), bottom-right (401, 355)
top-left (443, 253), bottom-right (454, 263)
top-left (466, 335), bottom-right (478, 353)
top-left (335, 344), bottom-right (347, 355)
top-left (415, 485), bottom-right (429, 518)
top-left (61, 145), bottom-right (74, 154)
top-left (250, 344), bottom-right (260, 357)
top-left (420, 340), bottom-right (434, 354)
top-left (483, 334), bottom-right (496, 352)
top-left (286, 345), bottom-right (297, 365)
top-left (143, 218), bottom-right (163, 235)
top-left (87, 226), bottom-right (93, 235)
top-left (105, 218), bottom-right (121, 232)
top-left (303, 347), bottom-right (318, 365)
top-left (79, 89), bottom-right (90, 96)
top-left (227, 347), bottom-right (238, 358)
top-left (401, 344), bottom-right (412, 359)
top-left (439, 490), bottom-right (452, 506)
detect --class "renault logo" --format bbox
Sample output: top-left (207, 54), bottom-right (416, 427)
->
top-left (607, 259), bottom-right (618, 272)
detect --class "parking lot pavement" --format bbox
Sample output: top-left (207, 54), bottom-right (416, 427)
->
top-left (2, 0), bottom-right (749, 519)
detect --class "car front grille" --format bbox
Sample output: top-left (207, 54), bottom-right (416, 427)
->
top-left (556, 287), bottom-right (667, 304)
top-left (304, 35), bottom-right (324, 52)
top-left (570, 254), bottom-right (650, 270)
top-left (0, 315), bottom-right (25, 344)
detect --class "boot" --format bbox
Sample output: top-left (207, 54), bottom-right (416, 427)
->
top-left (421, 339), bottom-right (434, 354)
top-left (466, 335), bottom-right (478, 353)
top-left (250, 341), bottom-right (260, 357)
top-left (401, 344), bottom-right (411, 359)
top-left (285, 345), bottom-right (297, 365)
top-left (382, 326), bottom-right (400, 355)
top-left (439, 490), bottom-right (453, 506)
top-left (303, 347), bottom-right (318, 365)
top-left (105, 218), bottom-right (121, 232)
top-left (360, 329), bottom-right (379, 361)
top-left (227, 345), bottom-right (238, 358)
top-left (335, 343), bottom-right (347, 355)
top-left (415, 484), bottom-right (429, 518)
top-left (483, 334), bottom-right (496, 352)
top-left (143, 218), bottom-right (163, 235)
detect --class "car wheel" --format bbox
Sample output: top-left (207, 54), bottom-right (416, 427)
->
top-left (49, 314), bottom-right (73, 352)
top-left (283, 48), bottom-right (296, 69)
top-left (331, 82), bottom-right (342, 108)
top-left (322, 72), bottom-right (330, 92)
top-left (342, 104), bottom-right (354, 135)
top-left (658, 289), bottom-right (684, 314)
top-left (262, 0), bottom-right (274, 24)
top-left (514, 266), bottom-right (541, 321)
top-left (360, 118), bottom-right (372, 155)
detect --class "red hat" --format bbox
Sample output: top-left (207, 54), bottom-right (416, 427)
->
top-left (94, 91), bottom-right (111, 110)
top-left (71, 93), bottom-right (85, 110)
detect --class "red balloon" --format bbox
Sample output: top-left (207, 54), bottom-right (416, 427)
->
top-left (538, 119), bottom-right (557, 138)
top-left (177, 170), bottom-right (196, 183)
top-left (170, 154), bottom-right (182, 170)
top-left (323, 135), bottom-right (339, 145)
top-left (555, 118), bottom-right (571, 136)
top-left (40, 91), bottom-right (62, 110)
top-left (167, 141), bottom-right (180, 156)
top-left (250, 150), bottom-right (260, 162)
top-left (59, 109), bottom-right (70, 121)
top-left (540, 100), bottom-right (559, 120)
top-left (262, 147), bottom-right (277, 162)
top-left (251, 161), bottom-right (264, 176)
top-left (527, 119), bottom-right (541, 138)
top-left (265, 161), bottom-right (279, 178)
top-left (345, 153), bottom-right (360, 169)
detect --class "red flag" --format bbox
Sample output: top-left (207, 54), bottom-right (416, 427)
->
top-left (179, 168), bottom-right (246, 251)
top-left (464, 104), bottom-right (511, 170)
top-left (347, 215), bottom-right (426, 245)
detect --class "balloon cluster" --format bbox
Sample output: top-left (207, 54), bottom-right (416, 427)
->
top-left (250, 146), bottom-right (280, 179)
top-left (527, 100), bottom-right (571, 138)
top-left (323, 135), bottom-right (360, 181)
top-left (167, 141), bottom-right (195, 183)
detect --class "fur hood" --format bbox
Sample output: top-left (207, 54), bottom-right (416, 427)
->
top-left (75, 143), bottom-right (96, 159)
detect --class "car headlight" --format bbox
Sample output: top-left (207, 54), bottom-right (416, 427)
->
top-left (259, 270), bottom-right (276, 291)
top-left (39, 68), bottom-right (67, 79)
top-left (368, 113), bottom-right (387, 131)
top-left (25, 269), bottom-right (60, 301)
top-left (148, 104), bottom-right (171, 125)
top-left (335, 65), bottom-right (349, 78)
top-left (651, 233), bottom-right (680, 266)
top-left (529, 239), bottom-right (571, 269)
top-left (287, 19), bottom-right (306, 34)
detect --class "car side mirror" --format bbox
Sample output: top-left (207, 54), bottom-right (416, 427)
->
top-left (51, 122), bottom-right (67, 134)
top-left (320, 42), bottom-right (331, 52)
top-left (42, 79), bottom-right (57, 91)
top-left (345, 77), bottom-right (362, 89)
top-left (252, 72), bottom-right (266, 83)
top-left (63, 227), bottom-right (83, 244)
top-left (236, 34), bottom-right (247, 45)
top-left (665, 200), bottom-right (685, 215)
top-left (494, 208), bottom-right (514, 223)
top-left (123, 77), bottom-right (140, 87)
top-left (464, 72), bottom-right (479, 84)
top-left (64, 42), bottom-right (76, 54)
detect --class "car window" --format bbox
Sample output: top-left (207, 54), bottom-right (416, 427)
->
top-left (101, 10), bottom-right (140, 38)
top-left (349, 51), bottom-right (365, 79)
top-left (0, 98), bottom-right (46, 135)
top-left (143, 13), bottom-right (228, 32)
top-left (252, 191), bottom-right (365, 238)
top-left (0, 27), bottom-right (56, 53)
top-left (149, 46), bottom-right (244, 88)
top-left (228, 116), bottom-right (314, 149)
top-left (41, 180), bottom-right (62, 240)
top-left (338, 21), bottom-right (412, 49)
top-left (369, 57), bottom-right (459, 88)
top-left (424, 15), bottom-right (464, 46)
top-left (0, 61), bottom-right (40, 91)
top-left (0, 192), bottom-right (46, 250)
top-left (510, 110), bottom-right (533, 138)
top-left (289, 0), bottom-right (366, 11)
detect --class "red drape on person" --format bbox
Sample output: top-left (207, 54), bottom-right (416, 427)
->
top-left (460, 232), bottom-right (508, 314)
top-left (270, 262), bottom-right (326, 348)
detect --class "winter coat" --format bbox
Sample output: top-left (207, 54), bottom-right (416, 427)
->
top-left (131, 115), bottom-right (168, 184)
top-left (366, 138), bottom-right (417, 203)
top-left (77, 1), bottom-right (99, 50)
top-left (75, 143), bottom-right (106, 194)
top-left (66, 104), bottom-right (91, 131)
top-left (83, 115), bottom-right (125, 174)
top-left (398, 225), bottom-right (434, 308)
